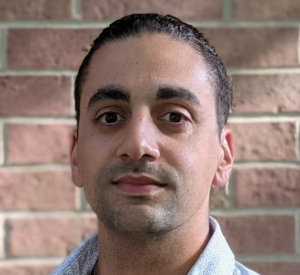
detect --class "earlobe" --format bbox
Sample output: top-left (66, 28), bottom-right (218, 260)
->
top-left (70, 129), bottom-right (84, 188)
top-left (212, 128), bottom-right (234, 187)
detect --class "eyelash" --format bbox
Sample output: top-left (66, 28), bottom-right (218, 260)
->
top-left (93, 111), bottom-right (190, 127)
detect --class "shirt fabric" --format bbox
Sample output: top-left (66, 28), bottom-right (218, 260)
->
top-left (51, 217), bottom-right (260, 275)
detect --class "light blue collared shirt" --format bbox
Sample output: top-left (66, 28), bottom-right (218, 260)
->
top-left (51, 217), bottom-right (260, 275)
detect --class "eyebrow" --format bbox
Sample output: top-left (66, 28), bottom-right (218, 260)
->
top-left (156, 85), bottom-right (201, 106)
top-left (87, 85), bottom-right (130, 110)
top-left (87, 84), bottom-right (201, 110)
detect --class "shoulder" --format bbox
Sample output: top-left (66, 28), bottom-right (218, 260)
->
top-left (51, 233), bottom-right (98, 275)
top-left (234, 261), bottom-right (260, 275)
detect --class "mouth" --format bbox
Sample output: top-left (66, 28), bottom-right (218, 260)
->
top-left (111, 175), bottom-right (166, 195)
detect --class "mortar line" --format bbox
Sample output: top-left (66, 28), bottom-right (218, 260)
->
top-left (3, 220), bottom-right (8, 260)
top-left (0, 122), bottom-right (4, 166)
top-left (228, 67), bottom-right (300, 75)
top-left (227, 170), bottom-right (235, 207)
top-left (0, 209), bottom-right (298, 218)
top-left (295, 214), bottom-right (300, 254)
top-left (0, 217), bottom-right (5, 259)
top-left (71, 0), bottom-right (82, 20)
top-left (0, 258), bottom-right (64, 266)
top-left (1, 161), bottom-right (299, 171)
top-left (298, 27), bottom-right (300, 65)
top-left (1, 114), bottom-right (300, 124)
top-left (211, 208), bottom-right (300, 215)
top-left (229, 115), bottom-right (300, 123)
top-left (80, 188), bottom-right (88, 211)
top-left (70, 75), bottom-right (76, 117)
top-left (237, 254), bottom-right (300, 262)
top-left (1, 67), bottom-right (300, 76)
top-left (296, 121), bottom-right (300, 161)
top-left (223, 0), bottom-right (233, 21)
top-left (233, 161), bottom-right (300, 169)
top-left (0, 164), bottom-right (71, 171)
top-left (0, 117), bottom-right (76, 124)
top-left (74, 188), bottom-right (82, 211)
top-left (0, 29), bottom-right (7, 70)
top-left (0, 69), bottom-right (77, 76)
top-left (0, 211), bottom-right (96, 219)
top-left (2, 123), bottom-right (7, 166)
top-left (1, 20), bottom-right (300, 29)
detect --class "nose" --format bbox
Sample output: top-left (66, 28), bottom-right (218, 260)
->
top-left (116, 115), bottom-right (160, 162)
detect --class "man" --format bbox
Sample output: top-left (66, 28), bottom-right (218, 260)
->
top-left (52, 13), bottom-right (259, 275)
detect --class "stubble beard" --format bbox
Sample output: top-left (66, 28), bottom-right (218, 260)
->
top-left (89, 161), bottom-right (185, 236)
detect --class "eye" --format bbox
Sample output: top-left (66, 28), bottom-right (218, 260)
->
top-left (94, 111), bottom-right (125, 126)
top-left (159, 112), bottom-right (188, 123)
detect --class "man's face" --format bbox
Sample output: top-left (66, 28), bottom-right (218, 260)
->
top-left (72, 34), bottom-right (228, 235)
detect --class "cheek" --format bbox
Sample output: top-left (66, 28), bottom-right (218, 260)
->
top-left (168, 135), bottom-right (220, 182)
top-left (77, 133), bottom-right (113, 179)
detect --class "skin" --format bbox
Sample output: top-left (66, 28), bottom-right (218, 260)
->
top-left (71, 33), bottom-right (234, 275)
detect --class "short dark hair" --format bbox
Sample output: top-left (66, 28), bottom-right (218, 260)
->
top-left (74, 13), bottom-right (232, 135)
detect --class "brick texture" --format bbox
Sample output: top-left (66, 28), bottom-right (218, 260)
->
top-left (243, 262), bottom-right (300, 275)
top-left (233, 0), bottom-right (300, 20)
top-left (210, 186), bottom-right (229, 208)
top-left (7, 217), bottom-right (97, 257)
top-left (231, 123), bottom-right (297, 161)
top-left (216, 215), bottom-right (295, 254)
top-left (0, 170), bottom-right (75, 210)
top-left (2, 0), bottom-right (300, 268)
top-left (0, 124), bottom-right (3, 165)
top-left (203, 28), bottom-right (299, 68)
top-left (0, 266), bottom-right (55, 275)
top-left (82, 0), bottom-right (223, 21)
top-left (7, 124), bottom-right (74, 164)
top-left (0, 218), bottom-right (4, 259)
top-left (232, 74), bottom-right (300, 113)
top-left (235, 169), bottom-right (300, 207)
top-left (8, 28), bottom-right (299, 70)
top-left (0, 76), bottom-right (71, 116)
top-left (8, 29), bottom-right (100, 69)
top-left (0, 0), bottom-right (72, 21)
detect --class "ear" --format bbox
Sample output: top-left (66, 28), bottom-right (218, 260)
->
top-left (212, 127), bottom-right (234, 187)
top-left (70, 129), bottom-right (83, 188)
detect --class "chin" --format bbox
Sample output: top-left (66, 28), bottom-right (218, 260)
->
top-left (98, 205), bottom-right (176, 236)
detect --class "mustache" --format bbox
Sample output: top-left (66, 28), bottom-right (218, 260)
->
top-left (98, 161), bottom-right (180, 185)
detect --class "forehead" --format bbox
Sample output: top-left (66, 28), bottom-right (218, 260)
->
top-left (82, 33), bottom-right (212, 102)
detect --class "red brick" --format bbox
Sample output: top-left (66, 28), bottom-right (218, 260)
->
top-left (210, 186), bottom-right (229, 208)
top-left (7, 124), bottom-right (74, 164)
top-left (232, 74), bottom-right (300, 113)
top-left (216, 215), bottom-right (295, 254)
top-left (7, 216), bottom-right (97, 257)
top-left (233, 0), bottom-right (300, 20)
top-left (0, 124), bottom-right (3, 165)
top-left (235, 169), bottom-right (300, 207)
top-left (8, 29), bottom-right (99, 69)
top-left (243, 262), bottom-right (300, 275)
top-left (0, 170), bottom-right (75, 210)
top-left (230, 123), bottom-right (297, 161)
top-left (0, 266), bottom-right (55, 275)
top-left (0, 218), bottom-right (4, 258)
top-left (203, 28), bottom-right (299, 68)
top-left (82, 0), bottom-right (223, 21)
top-left (0, 76), bottom-right (71, 116)
top-left (0, 0), bottom-right (72, 21)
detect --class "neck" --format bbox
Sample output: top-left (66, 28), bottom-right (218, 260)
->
top-left (95, 208), bottom-right (211, 275)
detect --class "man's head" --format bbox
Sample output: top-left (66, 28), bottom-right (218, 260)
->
top-left (74, 14), bottom-right (232, 136)
top-left (71, 14), bottom-right (234, 236)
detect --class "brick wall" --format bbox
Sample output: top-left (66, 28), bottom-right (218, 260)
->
top-left (0, 1), bottom-right (299, 274)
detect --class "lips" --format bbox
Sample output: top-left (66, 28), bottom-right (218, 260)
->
top-left (112, 175), bottom-right (165, 194)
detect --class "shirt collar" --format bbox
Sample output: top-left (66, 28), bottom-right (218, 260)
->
top-left (188, 217), bottom-right (236, 275)
top-left (51, 216), bottom-right (236, 275)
